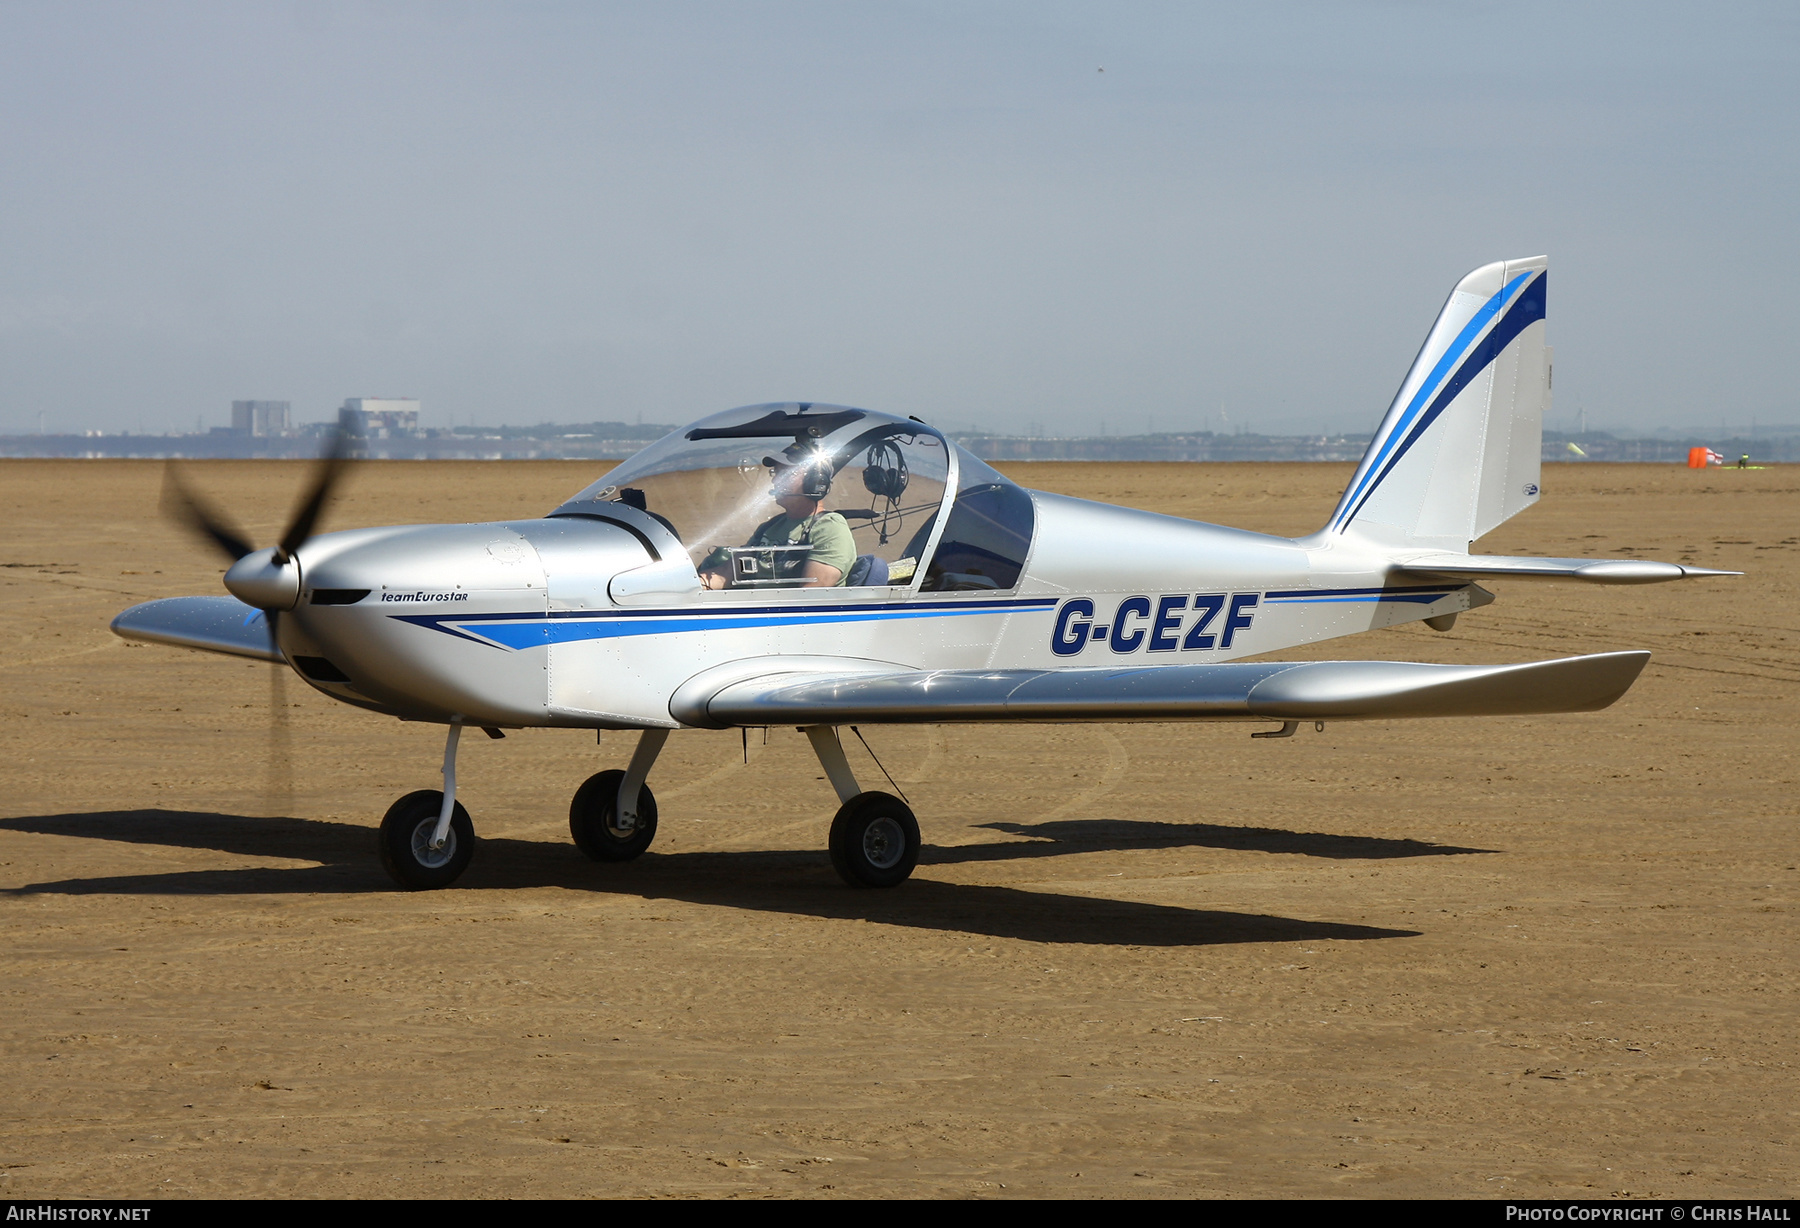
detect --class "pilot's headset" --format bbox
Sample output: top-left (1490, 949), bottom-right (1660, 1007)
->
top-left (861, 439), bottom-right (908, 501)
top-left (861, 439), bottom-right (909, 543)
top-left (764, 455), bottom-right (833, 500)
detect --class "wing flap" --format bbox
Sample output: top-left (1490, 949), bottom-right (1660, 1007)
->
top-left (1395, 553), bottom-right (1737, 584)
top-left (111, 596), bottom-right (282, 662)
top-left (686, 652), bottom-right (1650, 726)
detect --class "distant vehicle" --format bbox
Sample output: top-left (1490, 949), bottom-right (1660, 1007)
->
top-left (115, 256), bottom-right (1732, 891)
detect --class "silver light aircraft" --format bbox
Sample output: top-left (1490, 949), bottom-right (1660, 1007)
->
top-left (114, 256), bottom-right (1731, 891)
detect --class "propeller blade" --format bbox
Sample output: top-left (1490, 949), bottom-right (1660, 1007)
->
top-left (274, 426), bottom-right (355, 564)
top-left (265, 651), bottom-right (294, 818)
top-left (162, 463), bottom-right (258, 562)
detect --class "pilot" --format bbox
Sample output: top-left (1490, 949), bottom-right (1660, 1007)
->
top-left (699, 456), bottom-right (856, 589)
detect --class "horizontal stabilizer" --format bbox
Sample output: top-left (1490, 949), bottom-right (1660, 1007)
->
top-left (675, 651), bottom-right (1650, 727)
top-left (111, 596), bottom-right (283, 662)
top-left (1394, 554), bottom-right (1739, 585)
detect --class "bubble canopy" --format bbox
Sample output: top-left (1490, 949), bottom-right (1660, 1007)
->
top-left (550, 403), bottom-right (1036, 591)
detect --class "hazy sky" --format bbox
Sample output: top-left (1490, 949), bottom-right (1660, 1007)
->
top-left (2, 2), bottom-right (1795, 437)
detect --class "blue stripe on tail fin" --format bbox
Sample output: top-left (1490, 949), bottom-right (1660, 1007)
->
top-left (1326, 258), bottom-right (1550, 552)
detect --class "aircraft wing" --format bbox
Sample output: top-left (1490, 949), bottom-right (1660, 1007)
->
top-left (111, 596), bottom-right (283, 662)
top-left (672, 651), bottom-right (1651, 728)
top-left (1393, 553), bottom-right (1737, 584)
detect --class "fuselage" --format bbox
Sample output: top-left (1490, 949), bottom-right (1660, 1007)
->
top-left (274, 489), bottom-right (1476, 729)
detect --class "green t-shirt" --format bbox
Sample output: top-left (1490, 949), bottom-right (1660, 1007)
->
top-left (749, 511), bottom-right (856, 584)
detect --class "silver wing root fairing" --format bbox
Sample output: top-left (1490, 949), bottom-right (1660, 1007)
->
top-left (112, 255), bottom-right (1733, 891)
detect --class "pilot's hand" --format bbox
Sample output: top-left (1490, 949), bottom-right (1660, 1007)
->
top-left (698, 545), bottom-right (733, 589)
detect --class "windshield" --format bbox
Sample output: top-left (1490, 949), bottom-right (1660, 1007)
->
top-left (550, 403), bottom-right (953, 589)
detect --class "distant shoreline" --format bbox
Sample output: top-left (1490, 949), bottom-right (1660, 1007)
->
top-left (3, 429), bottom-right (1792, 464)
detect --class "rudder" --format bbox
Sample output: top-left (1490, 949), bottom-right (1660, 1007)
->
top-left (1326, 257), bottom-right (1551, 552)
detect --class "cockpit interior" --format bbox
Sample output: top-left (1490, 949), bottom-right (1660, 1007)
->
top-left (550, 403), bottom-right (1037, 593)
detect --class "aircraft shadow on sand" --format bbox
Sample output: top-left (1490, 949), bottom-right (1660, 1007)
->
top-left (932, 818), bottom-right (1497, 865)
top-left (0, 808), bottom-right (1446, 947)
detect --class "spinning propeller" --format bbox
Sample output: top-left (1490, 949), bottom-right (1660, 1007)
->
top-left (160, 429), bottom-right (355, 816)
top-left (162, 426), bottom-right (355, 617)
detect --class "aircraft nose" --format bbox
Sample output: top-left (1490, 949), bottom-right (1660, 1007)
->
top-left (223, 546), bottom-right (301, 610)
top-left (296, 525), bottom-right (549, 603)
top-left (282, 523), bottom-right (556, 724)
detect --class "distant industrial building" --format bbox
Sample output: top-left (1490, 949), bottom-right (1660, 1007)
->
top-left (339, 397), bottom-right (421, 438)
top-left (231, 400), bottom-right (290, 436)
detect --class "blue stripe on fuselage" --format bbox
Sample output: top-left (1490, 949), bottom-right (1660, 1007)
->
top-left (392, 596), bottom-right (1058, 651)
top-left (1263, 586), bottom-right (1456, 605)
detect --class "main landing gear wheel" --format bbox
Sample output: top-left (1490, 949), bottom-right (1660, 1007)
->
top-left (829, 791), bottom-right (920, 888)
top-left (570, 769), bottom-right (659, 861)
top-left (378, 789), bottom-right (474, 890)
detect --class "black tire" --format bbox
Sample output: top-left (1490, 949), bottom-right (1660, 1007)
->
top-left (569, 769), bottom-right (658, 861)
top-left (828, 791), bottom-right (920, 888)
top-left (378, 789), bottom-right (474, 890)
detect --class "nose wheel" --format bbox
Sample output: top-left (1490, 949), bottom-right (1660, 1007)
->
top-left (378, 789), bottom-right (475, 889)
top-left (379, 721), bottom-right (477, 890)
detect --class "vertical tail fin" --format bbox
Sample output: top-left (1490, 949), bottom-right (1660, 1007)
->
top-left (1326, 257), bottom-right (1551, 552)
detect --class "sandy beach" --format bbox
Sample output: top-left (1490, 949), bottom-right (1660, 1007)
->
top-left (1, 458), bottom-right (1793, 1199)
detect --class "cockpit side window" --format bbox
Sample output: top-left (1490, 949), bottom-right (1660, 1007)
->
top-left (919, 456), bottom-right (1036, 591)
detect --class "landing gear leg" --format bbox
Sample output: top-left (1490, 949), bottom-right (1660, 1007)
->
top-left (805, 725), bottom-right (920, 889)
top-left (430, 721), bottom-right (464, 849)
top-left (378, 720), bottom-right (475, 890)
top-left (570, 728), bottom-right (668, 861)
